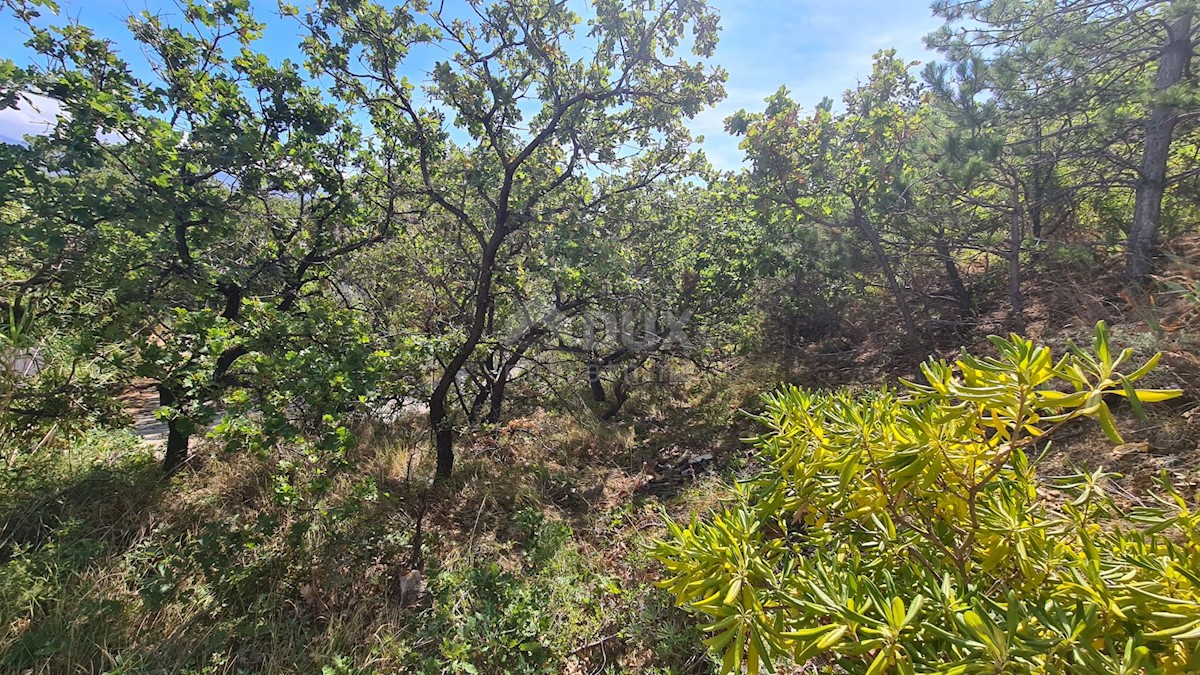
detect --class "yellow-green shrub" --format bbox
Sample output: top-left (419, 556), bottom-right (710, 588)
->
top-left (653, 323), bottom-right (1199, 673)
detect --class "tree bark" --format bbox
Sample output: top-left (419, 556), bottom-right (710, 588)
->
top-left (854, 208), bottom-right (919, 348)
top-left (485, 367), bottom-right (510, 425)
top-left (1009, 182), bottom-right (1024, 329)
top-left (482, 326), bottom-right (547, 424)
top-left (467, 376), bottom-right (493, 424)
top-left (587, 362), bottom-right (606, 402)
top-left (157, 385), bottom-right (190, 474)
top-left (601, 385), bottom-right (628, 420)
top-left (429, 394), bottom-right (455, 479)
top-left (1128, 8), bottom-right (1193, 282)
top-left (933, 235), bottom-right (973, 319)
top-left (163, 418), bottom-right (190, 475)
top-left (429, 234), bottom-right (503, 480)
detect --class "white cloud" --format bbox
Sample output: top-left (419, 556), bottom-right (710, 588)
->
top-left (0, 92), bottom-right (63, 143)
top-left (0, 91), bottom-right (131, 146)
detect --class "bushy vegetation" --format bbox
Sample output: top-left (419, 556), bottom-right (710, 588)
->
top-left (3, 0), bottom-right (1200, 671)
top-left (654, 324), bottom-right (1197, 673)
top-left (4, 0), bottom-right (1199, 480)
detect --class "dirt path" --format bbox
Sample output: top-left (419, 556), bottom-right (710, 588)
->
top-left (119, 384), bottom-right (167, 449)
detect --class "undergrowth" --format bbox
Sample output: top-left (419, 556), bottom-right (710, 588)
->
top-left (0, 419), bottom-right (718, 674)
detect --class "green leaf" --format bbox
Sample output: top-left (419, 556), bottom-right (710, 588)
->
top-left (1093, 321), bottom-right (1111, 367)
top-left (865, 649), bottom-right (889, 675)
top-left (1096, 401), bottom-right (1124, 444)
top-left (1119, 376), bottom-right (1148, 420)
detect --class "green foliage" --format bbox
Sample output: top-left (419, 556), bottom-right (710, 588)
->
top-left (654, 323), bottom-right (1198, 673)
top-left (730, 51), bottom-right (928, 344)
top-left (0, 427), bottom-right (157, 669)
top-left (403, 511), bottom-right (710, 675)
top-left (1, 0), bottom-right (410, 471)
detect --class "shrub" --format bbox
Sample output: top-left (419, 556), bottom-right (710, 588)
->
top-left (653, 322), bottom-right (1199, 673)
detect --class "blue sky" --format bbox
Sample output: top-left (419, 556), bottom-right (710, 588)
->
top-left (695, 0), bottom-right (942, 168)
top-left (0, 0), bottom-right (943, 169)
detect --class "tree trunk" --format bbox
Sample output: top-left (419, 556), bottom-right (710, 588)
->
top-left (163, 418), bottom-right (190, 475)
top-left (467, 376), bottom-right (493, 424)
top-left (485, 368), bottom-right (509, 424)
top-left (1029, 123), bottom-right (1045, 240)
top-left (600, 356), bottom-right (652, 420)
top-left (429, 396), bottom-right (455, 479)
top-left (483, 331), bottom-right (544, 425)
top-left (158, 385), bottom-right (190, 474)
top-left (430, 234), bottom-right (503, 480)
top-left (1009, 182), bottom-right (1024, 329)
top-left (854, 209), bottom-right (919, 348)
top-left (1128, 9), bottom-right (1193, 282)
top-left (601, 379), bottom-right (629, 420)
top-left (933, 235), bottom-right (972, 319)
top-left (587, 362), bottom-right (606, 402)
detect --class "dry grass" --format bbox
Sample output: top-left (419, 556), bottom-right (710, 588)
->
top-left (0, 368), bottom-right (751, 673)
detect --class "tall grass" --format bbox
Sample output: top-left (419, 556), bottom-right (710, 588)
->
top-left (1, 415), bottom-right (718, 674)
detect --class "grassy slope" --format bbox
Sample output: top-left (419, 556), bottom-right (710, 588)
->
top-left (4, 250), bottom-right (1200, 674)
top-left (0, 367), bottom-right (771, 674)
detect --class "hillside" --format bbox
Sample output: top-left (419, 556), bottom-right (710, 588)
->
top-left (3, 0), bottom-right (1200, 672)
